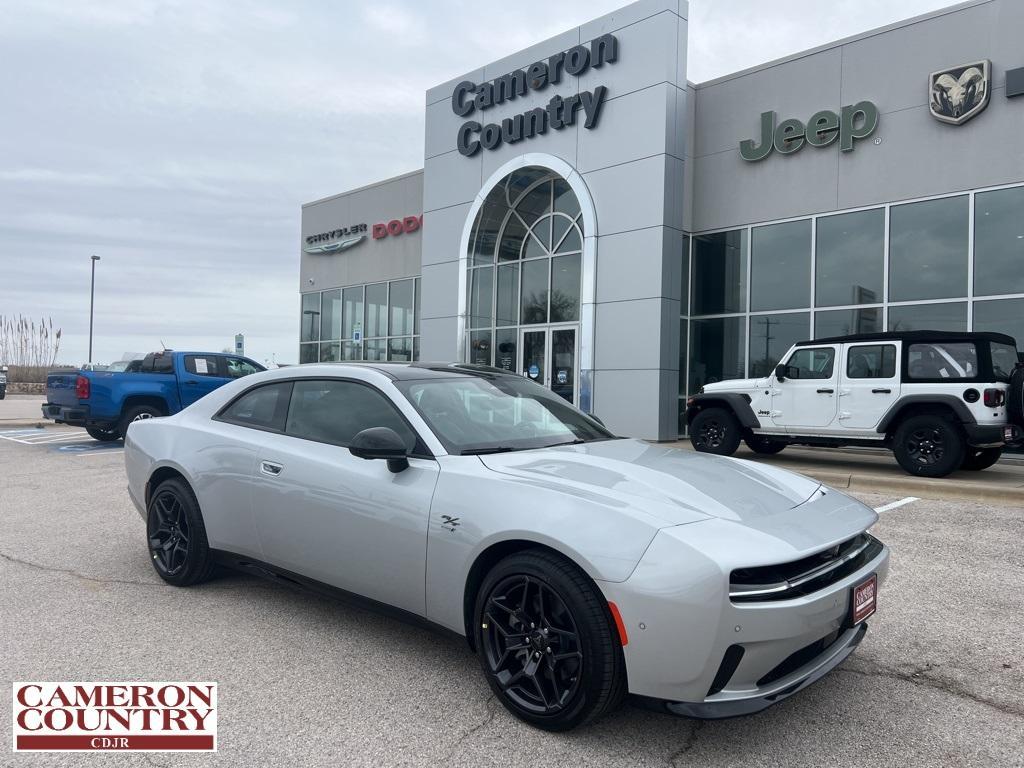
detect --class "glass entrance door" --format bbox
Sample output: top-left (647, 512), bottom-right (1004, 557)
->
top-left (519, 326), bottom-right (578, 405)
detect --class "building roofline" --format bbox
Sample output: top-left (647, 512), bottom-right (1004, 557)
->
top-left (693, 0), bottom-right (991, 90)
top-left (302, 167), bottom-right (424, 209)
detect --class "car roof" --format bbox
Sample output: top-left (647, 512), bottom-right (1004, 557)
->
top-left (795, 330), bottom-right (1017, 347)
top-left (294, 362), bottom-right (520, 381)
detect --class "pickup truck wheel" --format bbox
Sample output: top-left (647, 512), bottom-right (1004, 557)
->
top-left (961, 447), bottom-right (1002, 471)
top-left (86, 426), bottom-right (121, 442)
top-left (690, 407), bottom-right (741, 456)
top-left (744, 436), bottom-right (786, 455)
top-left (146, 478), bottom-right (215, 586)
top-left (892, 414), bottom-right (965, 478)
top-left (119, 405), bottom-right (161, 438)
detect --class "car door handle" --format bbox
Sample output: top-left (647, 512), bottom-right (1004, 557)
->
top-left (184, 380), bottom-right (198, 386)
top-left (872, 388), bottom-right (892, 394)
top-left (817, 388), bottom-right (834, 394)
top-left (260, 461), bottom-right (283, 476)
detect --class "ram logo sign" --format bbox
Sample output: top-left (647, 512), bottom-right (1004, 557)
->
top-left (929, 60), bottom-right (990, 125)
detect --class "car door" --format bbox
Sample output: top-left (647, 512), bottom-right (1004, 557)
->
top-left (180, 354), bottom-right (230, 407)
top-left (838, 342), bottom-right (901, 431)
top-left (251, 377), bottom-right (440, 616)
top-left (771, 344), bottom-right (840, 431)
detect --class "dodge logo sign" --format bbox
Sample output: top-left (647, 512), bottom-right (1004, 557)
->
top-left (929, 60), bottom-right (990, 125)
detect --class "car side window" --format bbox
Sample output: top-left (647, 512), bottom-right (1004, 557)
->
top-left (224, 357), bottom-right (261, 379)
top-left (286, 379), bottom-right (417, 450)
top-left (185, 355), bottom-right (222, 378)
top-left (217, 382), bottom-right (292, 431)
top-left (784, 348), bottom-right (835, 379)
top-left (846, 344), bottom-right (897, 379)
top-left (908, 342), bottom-right (977, 379)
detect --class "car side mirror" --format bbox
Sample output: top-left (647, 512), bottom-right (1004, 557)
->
top-left (349, 427), bottom-right (409, 473)
top-left (774, 363), bottom-right (787, 382)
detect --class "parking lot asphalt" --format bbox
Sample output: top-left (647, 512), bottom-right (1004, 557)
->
top-left (1, 430), bottom-right (1022, 767)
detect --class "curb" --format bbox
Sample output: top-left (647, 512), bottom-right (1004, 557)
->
top-left (795, 469), bottom-right (1023, 505)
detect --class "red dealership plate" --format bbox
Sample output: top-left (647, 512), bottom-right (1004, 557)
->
top-left (851, 574), bottom-right (877, 625)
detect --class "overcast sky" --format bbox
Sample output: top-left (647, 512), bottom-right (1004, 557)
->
top-left (0, 0), bottom-right (955, 366)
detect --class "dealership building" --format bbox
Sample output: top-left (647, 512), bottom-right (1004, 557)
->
top-left (299, 0), bottom-right (1024, 439)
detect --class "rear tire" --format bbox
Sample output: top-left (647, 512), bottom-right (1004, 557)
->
top-left (474, 549), bottom-right (626, 731)
top-left (119, 404), bottom-right (162, 438)
top-left (146, 478), bottom-right (215, 587)
top-left (744, 436), bottom-right (786, 455)
top-left (892, 414), bottom-right (965, 478)
top-left (961, 447), bottom-right (1002, 471)
top-left (690, 407), bottom-right (742, 456)
top-left (86, 426), bottom-right (121, 442)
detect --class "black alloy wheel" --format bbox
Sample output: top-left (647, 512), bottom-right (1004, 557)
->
top-left (475, 550), bottom-right (626, 730)
top-left (689, 407), bottom-right (741, 456)
top-left (481, 575), bottom-right (583, 716)
top-left (893, 414), bottom-right (964, 478)
top-left (146, 478), bottom-right (215, 586)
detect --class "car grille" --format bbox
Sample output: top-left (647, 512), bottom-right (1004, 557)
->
top-left (756, 629), bottom-right (841, 687)
top-left (729, 534), bottom-right (883, 602)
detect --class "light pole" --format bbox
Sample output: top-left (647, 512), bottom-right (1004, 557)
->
top-left (88, 255), bottom-right (101, 364)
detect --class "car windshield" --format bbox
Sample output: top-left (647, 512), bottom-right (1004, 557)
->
top-left (396, 375), bottom-right (617, 455)
top-left (990, 342), bottom-right (1019, 382)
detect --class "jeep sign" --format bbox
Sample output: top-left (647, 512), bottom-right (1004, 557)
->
top-left (739, 101), bottom-right (879, 161)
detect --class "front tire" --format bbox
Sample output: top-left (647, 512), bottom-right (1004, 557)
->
top-left (146, 478), bottom-right (215, 586)
top-left (892, 414), bottom-right (965, 478)
top-left (961, 447), bottom-right (1002, 471)
top-left (474, 550), bottom-right (626, 731)
top-left (744, 435), bottom-right (786, 455)
top-left (690, 407), bottom-right (741, 456)
top-left (86, 426), bottom-right (121, 442)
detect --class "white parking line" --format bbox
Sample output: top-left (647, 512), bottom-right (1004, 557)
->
top-left (874, 497), bottom-right (920, 513)
top-left (0, 428), bottom-right (88, 445)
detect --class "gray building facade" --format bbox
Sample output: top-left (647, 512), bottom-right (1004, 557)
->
top-left (300, 0), bottom-right (1024, 440)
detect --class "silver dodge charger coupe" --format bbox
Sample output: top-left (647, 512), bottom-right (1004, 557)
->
top-left (124, 362), bottom-right (889, 731)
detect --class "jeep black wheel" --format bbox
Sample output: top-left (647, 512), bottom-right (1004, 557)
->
top-left (690, 407), bottom-right (741, 456)
top-left (86, 426), bottom-right (121, 442)
top-left (893, 414), bottom-right (965, 478)
top-left (961, 447), bottom-right (1002, 471)
top-left (146, 478), bottom-right (215, 586)
top-left (475, 550), bottom-right (626, 731)
top-left (744, 436), bottom-right (786, 455)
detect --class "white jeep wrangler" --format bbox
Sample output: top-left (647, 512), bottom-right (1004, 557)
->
top-left (685, 331), bottom-right (1023, 478)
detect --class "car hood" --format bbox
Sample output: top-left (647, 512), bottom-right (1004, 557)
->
top-left (701, 377), bottom-right (766, 392)
top-left (479, 438), bottom-right (833, 530)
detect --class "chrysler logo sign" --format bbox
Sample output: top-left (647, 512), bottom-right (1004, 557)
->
top-left (303, 216), bottom-right (422, 254)
top-left (303, 235), bottom-right (365, 254)
top-left (930, 60), bottom-right (990, 125)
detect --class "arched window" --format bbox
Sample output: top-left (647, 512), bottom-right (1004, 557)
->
top-left (465, 167), bottom-right (583, 403)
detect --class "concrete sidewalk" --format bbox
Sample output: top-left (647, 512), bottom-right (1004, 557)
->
top-left (664, 440), bottom-right (1024, 506)
top-left (0, 395), bottom-right (45, 427)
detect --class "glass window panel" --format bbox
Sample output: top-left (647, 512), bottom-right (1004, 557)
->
top-left (496, 264), bottom-right (519, 326)
top-left (363, 339), bottom-right (386, 361)
top-left (494, 329), bottom-right (517, 372)
top-left (468, 330), bottom-right (492, 365)
top-left (749, 312), bottom-right (810, 377)
top-left (783, 347), bottom-right (835, 379)
top-left (299, 342), bottom-right (319, 364)
top-left (505, 167), bottom-right (550, 207)
top-left (688, 317), bottom-right (746, 392)
top-left (907, 342), bottom-right (978, 379)
top-left (691, 230), bottom-right (747, 315)
top-left (414, 277), bottom-right (421, 335)
top-left (300, 293), bottom-right (321, 343)
top-left (846, 345), bottom-right (897, 379)
top-left (389, 279), bottom-right (414, 337)
top-left (814, 307), bottom-right (883, 338)
top-left (517, 181), bottom-right (551, 226)
top-left (469, 185), bottom-right (508, 266)
top-left (467, 267), bottom-right (493, 329)
top-left (888, 302), bottom-right (967, 332)
top-left (286, 380), bottom-right (415, 449)
top-left (889, 196), bottom-right (968, 301)
top-left (533, 215), bottom-right (552, 251)
top-left (523, 229), bottom-right (547, 260)
top-left (551, 215), bottom-right (571, 250)
top-left (319, 341), bottom-right (340, 362)
top-left (550, 328), bottom-right (576, 403)
top-left (553, 178), bottom-right (580, 220)
top-left (219, 382), bottom-right (292, 432)
top-left (974, 186), bottom-right (1024, 297)
top-left (751, 220), bottom-right (811, 311)
top-left (520, 259), bottom-right (549, 324)
top-left (388, 337), bottom-right (413, 362)
top-left (974, 298), bottom-right (1024, 348)
top-left (678, 319), bottom-right (688, 396)
top-left (498, 215), bottom-right (527, 262)
top-left (320, 289), bottom-right (341, 341)
top-left (364, 283), bottom-right (387, 338)
top-left (550, 254), bottom-right (581, 323)
top-left (815, 209), bottom-right (884, 307)
top-left (555, 226), bottom-right (581, 254)
top-left (341, 286), bottom-right (363, 341)
top-left (341, 340), bottom-right (361, 361)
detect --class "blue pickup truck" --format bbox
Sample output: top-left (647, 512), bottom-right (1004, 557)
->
top-left (42, 350), bottom-right (265, 441)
